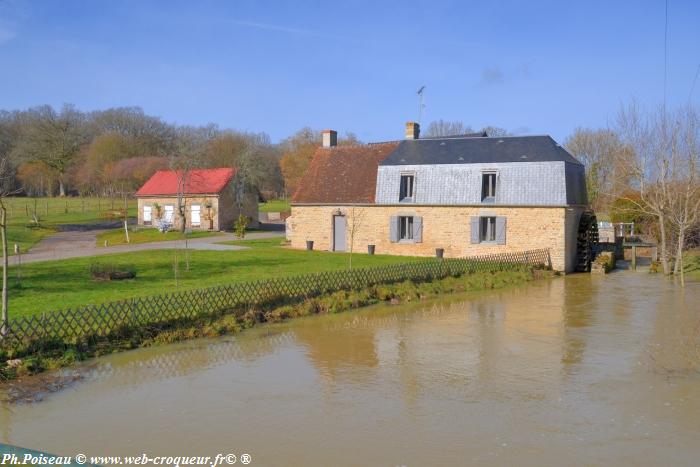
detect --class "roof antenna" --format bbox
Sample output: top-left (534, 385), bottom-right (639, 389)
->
top-left (416, 85), bottom-right (426, 125)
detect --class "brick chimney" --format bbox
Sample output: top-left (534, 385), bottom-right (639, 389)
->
top-left (405, 121), bottom-right (420, 140)
top-left (322, 129), bottom-right (338, 147)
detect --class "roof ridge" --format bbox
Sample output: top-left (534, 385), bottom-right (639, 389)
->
top-left (318, 140), bottom-right (401, 150)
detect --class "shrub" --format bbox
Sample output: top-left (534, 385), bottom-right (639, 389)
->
top-left (89, 262), bottom-right (136, 281)
top-left (234, 214), bottom-right (249, 239)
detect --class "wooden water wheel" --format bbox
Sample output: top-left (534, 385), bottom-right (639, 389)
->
top-left (575, 211), bottom-right (599, 272)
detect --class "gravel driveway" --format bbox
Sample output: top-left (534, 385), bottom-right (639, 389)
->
top-left (9, 230), bottom-right (284, 266)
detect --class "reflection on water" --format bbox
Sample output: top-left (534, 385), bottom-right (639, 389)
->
top-left (2, 273), bottom-right (700, 466)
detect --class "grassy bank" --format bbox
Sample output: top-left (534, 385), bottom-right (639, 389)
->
top-left (2, 197), bottom-right (137, 253)
top-left (96, 228), bottom-right (221, 247)
top-left (0, 267), bottom-right (544, 381)
top-left (6, 238), bottom-right (420, 318)
top-left (682, 249), bottom-right (700, 281)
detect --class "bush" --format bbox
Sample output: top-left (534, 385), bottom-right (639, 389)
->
top-left (89, 262), bottom-right (136, 281)
top-left (234, 214), bottom-right (249, 239)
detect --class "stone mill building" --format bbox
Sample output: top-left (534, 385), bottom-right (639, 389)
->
top-left (287, 123), bottom-right (595, 273)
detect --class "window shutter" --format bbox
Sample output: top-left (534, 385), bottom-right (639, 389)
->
top-left (414, 216), bottom-right (422, 243)
top-left (389, 216), bottom-right (398, 242)
top-left (470, 217), bottom-right (480, 244)
top-left (496, 217), bottom-right (507, 245)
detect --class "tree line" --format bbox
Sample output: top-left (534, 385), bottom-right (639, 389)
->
top-left (0, 104), bottom-right (341, 201)
top-left (1, 103), bottom-right (698, 275)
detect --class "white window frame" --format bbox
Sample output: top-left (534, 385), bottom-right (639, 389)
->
top-left (479, 216), bottom-right (496, 243)
top-left (190, 204), bottom-right (201, 227)
top-left (143, 205), bottom-right (152, 225)
top-left (399, 173), bottom-right (416, 203)
top-left (164, 205), bottom-right (174, 222)
top-left (481, 171), bottom-right (498, 203)
top-left (399, 216), bottom-right (414, 241)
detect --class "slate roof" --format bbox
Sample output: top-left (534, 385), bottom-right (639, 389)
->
top-left (135, 168), bottom-right (236, 196)
top-left (291, 143), bottom-right (400, 203)
top-left (380, 135), bottom-right (582, 166)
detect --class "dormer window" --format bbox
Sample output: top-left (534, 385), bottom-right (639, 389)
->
top-left (399, 174), bottom-right (415, 202)
top-left (481, 172), bottom-right (497, 203)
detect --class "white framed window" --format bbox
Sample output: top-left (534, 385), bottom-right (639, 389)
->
top-left (389, 215), bottom-right (423, 243)
top-left (164, 205), bottom-right (174, 222)
top-left (481, 172), bottom-right (497, 203)
top-left (143, 205), bottom-right (152, 225)
top-left (191, 204), bottom-right (201, 227)
top-left (399, 173), bottom-right (415, 202)
top-left (470, 216), bottom-right (506, 245)
top-left (479, 216), bottom-right (496, 242)
top-left (399, 216), bottom-right (414, 240)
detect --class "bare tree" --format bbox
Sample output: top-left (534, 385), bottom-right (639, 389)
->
top-left (667, 106), bottom-right (700, 285)
top-left (169, 126), bottom-right (211, 233)
top-left (347, 205), bottom-right (366, 270)
top-left (617, 102), bottom-right (700, 276)
top-left (480, 126), bottom-right (512, 137)
top-left (0, 157), bottom-right (20, 339)
top-left (424, 120), bottom-right (473, 137)
top-left (14, 105), bottom-right (86, 196)
top-left (564, 128), bottom-right (634, 211)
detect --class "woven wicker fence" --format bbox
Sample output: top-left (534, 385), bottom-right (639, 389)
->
top-left (1, 249), bottom-right (550, 347)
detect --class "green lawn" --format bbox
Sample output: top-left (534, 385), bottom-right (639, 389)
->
top-left (2, 197), bottom-right (137, 253)
top-left (96, 228), bottom-right (221, 247)
top-left (5, 237), bottom-right (422, 318)
top-left (258, 199), bottom-right (290, 213)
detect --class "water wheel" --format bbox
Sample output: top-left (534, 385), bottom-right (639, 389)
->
top-left (575, 211), bottom-right (599, 272)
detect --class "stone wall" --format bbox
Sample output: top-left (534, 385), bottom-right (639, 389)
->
top-left (137, 196), bottom-right (225, 231)
top-left (288, 205), bottom-right (576, 272)
top-left (136, 183), bottom-right (259, 231)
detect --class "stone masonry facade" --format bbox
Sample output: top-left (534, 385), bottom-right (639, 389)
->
top-left (136, 186), bottom-right (259, 231)
top-left (288, 205), bottom-right (585, 272)
top-left (137, 195), bottom-right (227, 231)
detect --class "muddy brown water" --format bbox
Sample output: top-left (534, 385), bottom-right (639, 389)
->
top-left (1, 272), bottom-right (699, 466)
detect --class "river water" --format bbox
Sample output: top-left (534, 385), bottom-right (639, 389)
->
top-left (1, 272), bottom-right (699, 466)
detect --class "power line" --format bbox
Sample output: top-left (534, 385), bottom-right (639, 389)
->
top-left (663, 0), bottom-right (668, 114)
top-left (689, 63), bottom-right (700, 103)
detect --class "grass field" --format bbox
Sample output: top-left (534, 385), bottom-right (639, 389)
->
top-left (96, 228), bottom-right (221, 247)
top-left (2, 197), bottom-right (137, 253)
top-left (683, 249), bottom-right (700, 281)
top-left (5, 237), bottom-right (422, 318)
top-left (258, 199), bottom-right (290, 213)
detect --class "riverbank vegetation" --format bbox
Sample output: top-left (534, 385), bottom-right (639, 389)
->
top-left (565, 104), bottom-right (699, 284)
top-left (682, 249), bottom-right (700, 281)
top-left (6, 238), bottom-right (421, 318)
top-left (0, 266), bottom-right (544, 382)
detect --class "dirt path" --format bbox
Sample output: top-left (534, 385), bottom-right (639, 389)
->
top-left (9, 230), bottom-right (284, 265)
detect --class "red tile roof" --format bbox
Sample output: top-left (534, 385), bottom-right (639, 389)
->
top-left (135, 168), bottom-right (236, 196)
top-left (292, 143), bottom-right (400, 203)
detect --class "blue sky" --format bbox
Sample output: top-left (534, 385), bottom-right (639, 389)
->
top-left (1, 0), bottom-right (699, 143)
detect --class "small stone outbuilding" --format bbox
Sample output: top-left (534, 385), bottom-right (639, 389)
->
top-left (135, 167), bottom-right (258, 231)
